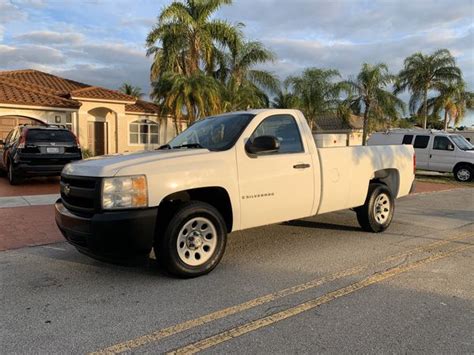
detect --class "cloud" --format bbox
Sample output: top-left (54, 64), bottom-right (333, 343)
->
top-left (0, 0), bottom-right (28, 23)
top-left (0, 44), bottom-right (66, 66)
top-left (217, 0), bottom-right (473, 42)
top-left (0, 0), bottom-right (472, 99)
top-left (15, 31), bottom-right (85, 45)
top-left (120, 16), bottom-right (156, 28)
top-left (261, 27), bottom-right (473, 87)
top-left (52, 63), bottom-right (152, 99)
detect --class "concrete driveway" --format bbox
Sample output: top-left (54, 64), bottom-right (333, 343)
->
top-left (1, 187), bottom-right (473, 354)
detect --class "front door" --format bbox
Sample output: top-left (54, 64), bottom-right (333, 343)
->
top-left (87, 121), bottom-right (107, 156)
top-left (429, 136), bottom-right (457, 172)
top-left (236, 114), bottom-right (314, 230)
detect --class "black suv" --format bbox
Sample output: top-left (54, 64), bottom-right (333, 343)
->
top-left (0, 125), bottom-right (82, 184)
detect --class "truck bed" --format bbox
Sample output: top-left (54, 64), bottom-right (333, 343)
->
top-left (315, 144), bottom-right (414, 214)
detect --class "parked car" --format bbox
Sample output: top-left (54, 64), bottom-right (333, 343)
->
top-left (368, 129), bottom-right (474, 182)
top-left (0, 125), bottom-right (82, 185)
top-left (55, 109), bottom-right (415, 278)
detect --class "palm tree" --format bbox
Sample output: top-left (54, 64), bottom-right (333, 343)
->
top-left (395, 49), bottom-right (462, 129)
top-left (216, 40), bottom-right (279, 111)
top-left (118, 83), bottom-right (144, 99)
top-left (152, 72), bottom-right (221, 133)
top-left (146, 0), bottom-right (240, 79)
top-left (427, 81), bottom-right (474, 130)
top-left (271, 87), bottom-right (299, 109)
top-left (344, 63), bottom-right (405, 145)
top-left (285, 68), bottom-right (347, 129)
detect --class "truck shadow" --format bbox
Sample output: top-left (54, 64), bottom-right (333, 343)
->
top-left (281, 219), bottom-right (361, 232)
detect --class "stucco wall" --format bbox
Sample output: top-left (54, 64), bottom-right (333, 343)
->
top-left (0, 106), bottom-right (73, 125)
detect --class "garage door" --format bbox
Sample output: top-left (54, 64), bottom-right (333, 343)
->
top-left (0, 116), bottom-right (45, 141)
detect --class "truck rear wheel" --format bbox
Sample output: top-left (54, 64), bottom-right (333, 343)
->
top-left (355, 183), bottom-right (394, 233)
top-left (155, 201), bottom-right (227, 278)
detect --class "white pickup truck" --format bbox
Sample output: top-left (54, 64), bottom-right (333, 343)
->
top-left (55, 109), bottom-right (415, 277)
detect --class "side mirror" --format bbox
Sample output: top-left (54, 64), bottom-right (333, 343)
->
top-left (246, 135), bottom-right (280, 154)
top-left (447, 143), bottom-right (455, 151)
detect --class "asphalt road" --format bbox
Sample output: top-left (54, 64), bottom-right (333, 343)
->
top-left (1, 188), bottom-right (473, 354)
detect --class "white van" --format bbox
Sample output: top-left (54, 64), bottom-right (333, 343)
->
top-left (368, 129), bottom-right (474, 182)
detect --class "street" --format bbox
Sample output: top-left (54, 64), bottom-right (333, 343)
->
top-left (1, 187), bottom-right (473, 354)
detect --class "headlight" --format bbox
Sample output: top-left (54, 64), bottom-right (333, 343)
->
top-left (102, 175), bottom-right (148, 210)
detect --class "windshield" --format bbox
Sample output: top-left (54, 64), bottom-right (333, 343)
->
top-left (451, 135), bottom-right (474, 151)
top-left (167, 113), bottom-right (255, 151)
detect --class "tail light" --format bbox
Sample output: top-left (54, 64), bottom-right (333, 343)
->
top-left (413, 152), bottom-right (416, 174)
top-left (72, 132), bottom-right (80, 148)
top-left (18, 129), bottom-right (28, 149)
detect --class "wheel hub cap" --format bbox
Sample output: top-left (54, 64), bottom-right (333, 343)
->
top-left (177, 217), bottom-right (217, 266)
top-left (374, 193), bottom-right (390, 224)
top-left (457, 169), bottom-right (470, 181)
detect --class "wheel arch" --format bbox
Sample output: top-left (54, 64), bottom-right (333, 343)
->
top-left (453, 161), bottom-right (473, 172)
top-left (371, 168), bottom-right (400, 198)
top-left (158, 186), bottom-right (234, 233)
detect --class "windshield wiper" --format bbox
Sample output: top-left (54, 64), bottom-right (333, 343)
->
top-left (157, 144), bottom-right (171, 150)
top-left (171, 143), bottom-right (205, 149)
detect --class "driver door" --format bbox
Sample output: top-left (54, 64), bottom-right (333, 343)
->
top-left (429, 136), bottom-right (456, 172)
top-left (236, 114), bottom-right (315, 230)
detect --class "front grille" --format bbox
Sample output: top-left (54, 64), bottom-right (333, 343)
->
top-left (60, 175), bottom-right (101, 216)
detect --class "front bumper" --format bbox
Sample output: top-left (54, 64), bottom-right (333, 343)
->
top-left (55, 200), bottom-right (158, 262)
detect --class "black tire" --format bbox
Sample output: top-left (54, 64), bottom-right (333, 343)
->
top-left (355, 183), bottom-right (394, 233)
top-left (154, 201), bottom-right (227, 278)
top-left (453, 164), bottom-right (473, 182)
top-left (7, 160), bottom-right (21, 185)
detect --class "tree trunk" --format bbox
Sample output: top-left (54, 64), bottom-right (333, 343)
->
top-left (174, 116), bottom-right (181, 135)
top-left (362, 103), bottom-right (370, 145)
top-left (443, 109), bottom-right (449, 131)
top-left (423, 88), bottom-right (428, 129)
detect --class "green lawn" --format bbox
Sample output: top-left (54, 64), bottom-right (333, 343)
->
top-left (416, 170), bottom-right (474, 187)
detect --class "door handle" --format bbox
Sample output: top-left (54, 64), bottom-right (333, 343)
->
top-left (293, 163), bottom-right (311, 169)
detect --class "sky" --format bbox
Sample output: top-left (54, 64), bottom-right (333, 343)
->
top-left (1, 0), bottom-right (473, 125)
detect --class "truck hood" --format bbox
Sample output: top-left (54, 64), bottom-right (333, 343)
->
top-left (62, 149), bottom-right (210, 177)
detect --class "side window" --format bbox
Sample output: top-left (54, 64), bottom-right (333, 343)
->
top-left (402, 135), bottom-right (413, 145)
top-left (250, 115), bottom-right (303, 154)
top-left (413, 135), bottom-right (430, 149)
top-left (433, 136), bottom-right (454, 151)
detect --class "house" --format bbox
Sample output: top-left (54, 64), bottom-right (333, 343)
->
top-left (0, 69), bottom-right (177, 155)
top-left (313, 113), bottom-right (364, 146)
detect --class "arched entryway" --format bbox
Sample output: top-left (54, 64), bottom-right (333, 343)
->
top-left (0, 115), bottom-right (46, 141)
top-left (87, 107), bottom-right (115, 156)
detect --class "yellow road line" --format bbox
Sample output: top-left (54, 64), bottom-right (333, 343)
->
top-left (170, 243), bottom-right (474, 354)
top-left (91, 230), bottom-right (472, 354)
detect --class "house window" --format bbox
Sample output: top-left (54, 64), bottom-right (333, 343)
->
top-left (129, 119), bottom-right (159, 145)
top-left (65, 116), bottom-right (73, 131)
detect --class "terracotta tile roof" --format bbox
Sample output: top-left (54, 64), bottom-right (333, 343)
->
top-left (0, 69), bottom-right (160, 113)
top-left (0, 78), bottom-right (81, 109)
top-left (0, 69), bottom-right (88, 96)
top-left (314, 113), bottom-right (364, 131)
top-left (125, 100), bottom-right (161, 114)
top-left (70, 86), bottom-right (135, 102)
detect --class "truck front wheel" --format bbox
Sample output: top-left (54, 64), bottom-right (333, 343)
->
top-left (155, 201), bottom-right (227, 278)
top-left (355, 183), bottom-right (394, 233)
